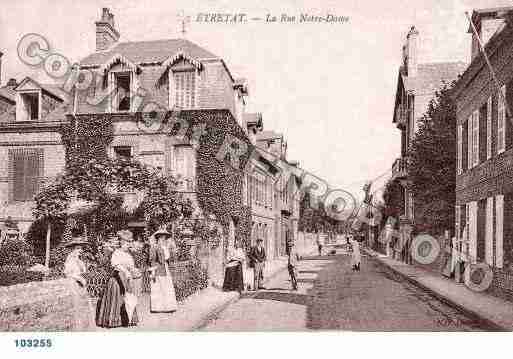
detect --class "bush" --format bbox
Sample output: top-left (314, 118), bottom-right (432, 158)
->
top-left (173, 260), bottom-right (208, 302)
top-left (0, 239), bottom-right (37, 267)
top-left (0, 265), bottom-right (43, 286)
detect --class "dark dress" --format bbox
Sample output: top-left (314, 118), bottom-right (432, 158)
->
top-left (96, 270), bottom-right (139, 328)
top-left (222, 260), bottom-right (244, 293)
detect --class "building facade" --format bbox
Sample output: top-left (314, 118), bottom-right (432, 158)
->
top-left (390, 26), bottom-right (467, 260)
top-left (452, 7), bottom-right (513, 300)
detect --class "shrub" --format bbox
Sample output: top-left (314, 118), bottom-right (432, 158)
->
top-left (173, 260), bottom-right (208, 302)
top-left (0, 265), bottom-right (43, 286)
top-left (0, 239), bottom-right (37, 267)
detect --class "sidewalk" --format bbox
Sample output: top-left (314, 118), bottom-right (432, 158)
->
top-left (364, 248), bottom-right (513, 331)
top-left (106, 249), bottom-right (316, 331)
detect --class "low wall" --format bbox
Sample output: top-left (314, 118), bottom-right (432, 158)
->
top-left (0, 278), bottom-right (95, 331)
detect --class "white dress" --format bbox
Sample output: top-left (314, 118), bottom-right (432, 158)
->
top-left (350, 239), bottom-right (361, 266)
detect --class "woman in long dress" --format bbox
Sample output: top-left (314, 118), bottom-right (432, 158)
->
top-left (96, 230), bottom-right (140, 328)
top-left (149, 228), bottom-right (178, 313)
top-left (222, 239), bottom-right (245, 293)
top-left (350, 237), bottom-right (361, 271)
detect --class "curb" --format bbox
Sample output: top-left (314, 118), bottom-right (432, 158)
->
top-left (364, 248), bottom-right (508, 331)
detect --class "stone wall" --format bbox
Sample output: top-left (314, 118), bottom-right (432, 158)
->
top-left (0, 278), bottom-right (95, 331)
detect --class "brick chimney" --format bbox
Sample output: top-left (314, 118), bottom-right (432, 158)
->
top-left (403, 26), bottom-right (419, 77)
top-left (95, 8), bottom-right (120, 51)
top-left (6, 78), bottom-right (17, 88)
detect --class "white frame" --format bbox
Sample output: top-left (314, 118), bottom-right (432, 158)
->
top-left (497, 85), bottom-right (506, 154)
top-left (486, 96), bottom-right (492, 159)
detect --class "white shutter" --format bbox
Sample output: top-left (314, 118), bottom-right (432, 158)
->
top-left (469, 201), bottom-right (478, 264)
top-left (498, 85), bottom-right (506, 154)
top-left (495, 194), bottom-right (504, 268)
top-left (485, 197), bottom-right (494, 265)
top-left (467, 117), bottom-right (473, 169)
top-left (487, 96), bottom-right (492, 159)
top-left (472, 110), bottom-right (479, 166)
top-left (457, 125), bottom-right (462, 174)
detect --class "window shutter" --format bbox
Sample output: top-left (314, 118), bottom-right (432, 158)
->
top-left (495, 194), bottom-right (504, 268)
top-left (455, 205), bottom-right (461, 240)
top-left (9, 148), bottom-right (43, 202)
top-left (164, 141), bottom-right (174, 175)
top-left (473, 110), bottom-right (479, 166)
top-left (467, 117), bottom-right (473, 169)
top-left (485, 197), bottom-right (494, 265)
top-left (498, 85), bottom-right (506, 154)
top-left (470, 201), bottom-right (478, 263)
top-left (487, 96), bottom-right (492, 159)
top-left (457, 125), bottom-right (462, 174)
top-left (12, 151), bottom-right (25, 201)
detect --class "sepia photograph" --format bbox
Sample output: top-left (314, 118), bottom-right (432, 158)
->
top-left (0, 0), bottom-right (512, 356)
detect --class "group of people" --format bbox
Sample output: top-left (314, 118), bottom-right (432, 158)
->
top-left (63, 227), bottom-right (180, 329)
top-left (222, 238), bottom-right (301, 293)
top-left (315, 233), bottom-right (362, 271)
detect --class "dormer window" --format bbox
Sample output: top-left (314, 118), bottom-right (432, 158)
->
top-left (20, 92), bottom-right (40, 121)
top-left (113, 71), bottom-right (131, 112)
top-left (173, 71), bottom-right (196, 109)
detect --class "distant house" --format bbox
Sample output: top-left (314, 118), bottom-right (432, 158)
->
top-left (452, 7), bottom-right (513, 300)
top-left (390, 26), bottom-right (467, 236)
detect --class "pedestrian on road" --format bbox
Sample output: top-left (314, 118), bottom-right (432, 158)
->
top-left (96, 230), bottom-right (140, 328)
top-left (350, 237), bottom-right (361, 271)
top-left (316, 234), bottom-right (324, 256)
top-left (249, 238), bottom-right (266, 291)
top-left (148, 228), bottom-right (178, 313)
top-left (287, 245), bottom-right (299, 291)
top-left (222, 239), bottom-right (246, 293)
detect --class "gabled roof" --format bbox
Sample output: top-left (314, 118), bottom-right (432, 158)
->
top-left (80, 38), bottom-right (218, 66)
top-left (468, 6), bottom-right (513, 33)
top-left (14, 77), bottom-right (70, 102)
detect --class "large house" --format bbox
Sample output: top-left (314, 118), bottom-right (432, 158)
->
top-left (0, 8), bottom-right (249, 239)
top-left (452, 7), bottom-right (513, 300)
top-left (389, 26), bottom-right (467, 260)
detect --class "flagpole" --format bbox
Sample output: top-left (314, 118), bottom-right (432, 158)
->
top-left (465, 11), bottom-right (512, 123)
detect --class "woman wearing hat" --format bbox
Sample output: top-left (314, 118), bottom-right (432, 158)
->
top-left (222, 238), bottom-right (245, 293)
top-left (148, 227), bottom-right (178, 313)
top-left (96, 230), bottom-right (140, 328)
top-left (64, 237), bottom-right (89, 287)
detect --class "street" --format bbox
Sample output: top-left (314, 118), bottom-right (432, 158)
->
top-left (202, 252), bottom-right (490, 331)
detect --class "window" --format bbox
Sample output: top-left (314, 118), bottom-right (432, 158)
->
top-left (114, 146), bottom-right (132, 160)
top-left (20, 92), bottom-right (40, 121)
top-left (498, 85), bottom-right (506, 154)
top-left (113, 72), bottom-right (131, 112)
top-left (173, 71), bottom-right (196, 109)
top-left (9, 148), bottom-right (43, 202)
top-left (174, 146), bottom-right (194, 190)
top-left (457, 125), bottom-right (462, 174)
top-left (486, 96), bottom-right (492, 159)
top-left (472, 110), bottom-right (479, 167)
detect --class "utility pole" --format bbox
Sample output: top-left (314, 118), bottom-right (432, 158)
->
top-left (177, 11), bottom-right (190, 38)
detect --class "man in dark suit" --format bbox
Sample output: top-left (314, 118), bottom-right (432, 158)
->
top-left (249, 238), bottom-right (266, 291)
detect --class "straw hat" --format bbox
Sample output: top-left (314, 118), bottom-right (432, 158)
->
top-left (117, 230), bottom-right (134, 242)
top-left (153, 228), bottom-right (172, 238)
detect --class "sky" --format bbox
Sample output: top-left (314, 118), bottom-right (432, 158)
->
top-left (1, 0), bottom-right (512, 201)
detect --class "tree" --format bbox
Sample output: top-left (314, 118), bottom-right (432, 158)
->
top-left (408, 83), bottom-right (456, 235)
top-left (381, 179), bottom-right (404, 226)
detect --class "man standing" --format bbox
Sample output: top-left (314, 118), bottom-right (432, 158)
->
top-left (249, 238), bottom-right (266, 291)
top-left (287, 245), bottom-right (299, 291)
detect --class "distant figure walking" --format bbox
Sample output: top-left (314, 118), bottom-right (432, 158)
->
top-left (287, 245), bottom-right (299, 291)
top-left (316, 234), bottom-right (324, 256)
top-left (249, 239), bottom-right (266, 291)
top-left (350, 238), bottom-right (361, 271)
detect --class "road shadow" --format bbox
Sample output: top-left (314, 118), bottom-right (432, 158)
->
top-left (251, 291), bottom-right (312, 306)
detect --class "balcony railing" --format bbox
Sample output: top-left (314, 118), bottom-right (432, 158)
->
top-left (391, 157), bottom-right (408, 180)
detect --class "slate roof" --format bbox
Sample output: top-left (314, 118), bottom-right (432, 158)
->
top-left (80, 38), bottom-right (219, 66)
top-left (257, 130), bottom-right (283, 141)
top-left (402, 62), bottom-right (468, 95)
